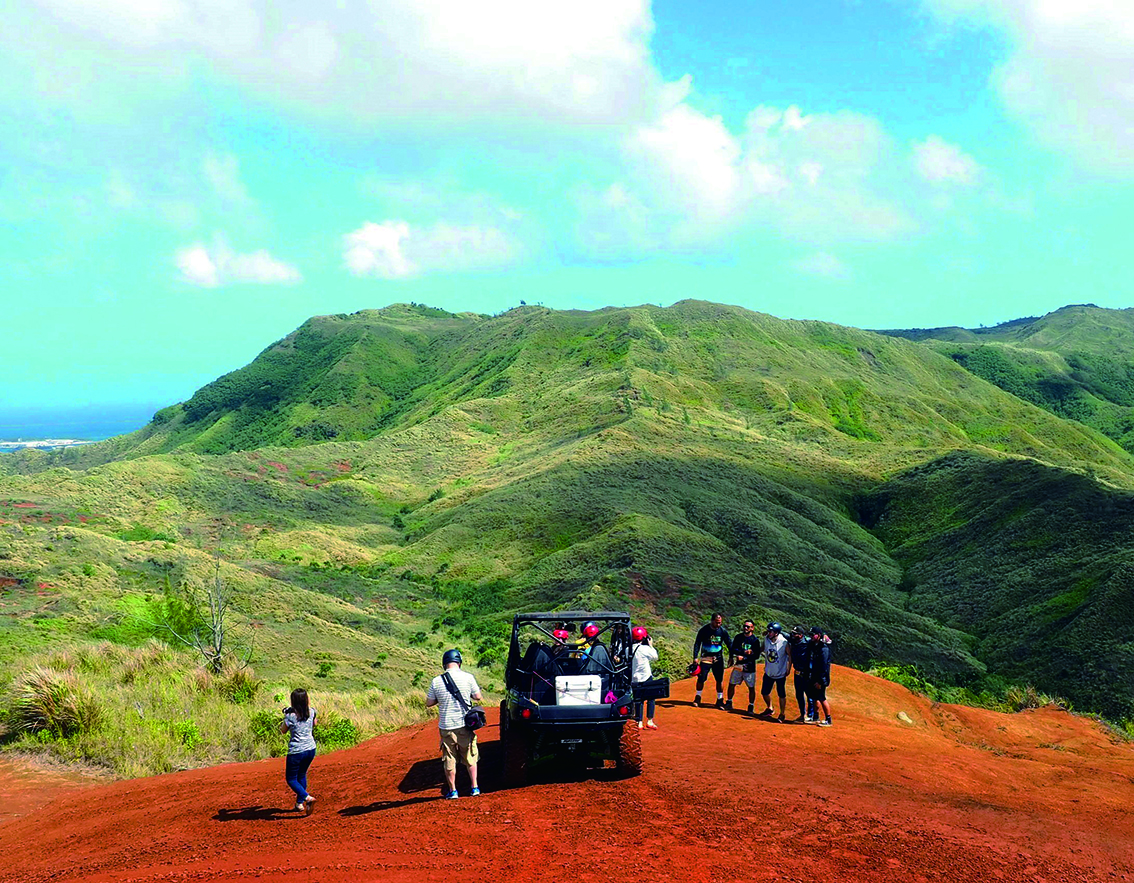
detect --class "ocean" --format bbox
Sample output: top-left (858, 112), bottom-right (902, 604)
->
top-left (0, 404), bottom-right (160, 441)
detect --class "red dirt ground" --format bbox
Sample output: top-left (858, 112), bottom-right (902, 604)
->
top-left (3, 668), bottom-right (1133, 883)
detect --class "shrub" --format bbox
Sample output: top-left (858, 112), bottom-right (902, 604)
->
top-left (217, 665), bottom-right (261, 704)
top-left (315, 661), bottom-right (335, 678)
top-left (172, 720), bottom-right (203, 750)
top-left (315, 711), bottom-right (360, 751)
top-left (9, 667), bottom-right (103, 738)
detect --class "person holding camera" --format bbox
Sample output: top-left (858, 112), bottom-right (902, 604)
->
top-left (630, 625), bottom-right (660, 730)
top-left (278, 687), bottom-right (317, 815)
top-left (425, 648), bottom-right (484, 799)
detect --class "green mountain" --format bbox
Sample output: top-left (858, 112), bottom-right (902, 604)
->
top-left (4, 300), bottom-right (1134, 776)
top-left (881, 304), bottom-right (1134, 453)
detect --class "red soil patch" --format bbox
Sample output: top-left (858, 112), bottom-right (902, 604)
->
top-left (266, 461), bottom-right (288, 473)
top-left (12, 502), bottom-right (36, 509)
top-left (0, 577), bottom-right (20, 589)
top-left (334, 460), bottom-right (352, 473)
top-left (3, 669), bottom-right (1133, 882)
top-left (0, 758), bottom-right (94, 826)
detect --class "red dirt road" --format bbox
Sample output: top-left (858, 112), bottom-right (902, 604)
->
top-left (3, 668), bottom-right (1133, 883)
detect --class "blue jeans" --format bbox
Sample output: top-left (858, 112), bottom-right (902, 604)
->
top-left (285, 748), bottom-right (316, 802)
top-left (634, 698), bottom-right (655, 721)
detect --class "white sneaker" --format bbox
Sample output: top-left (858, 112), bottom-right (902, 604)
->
top-left (304, 796), bottom-right (316, 815)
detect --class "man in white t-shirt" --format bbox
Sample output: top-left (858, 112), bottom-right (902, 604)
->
top-left (425, 648), bottom-right (483, 799)
top-left (758, 623), bottom-right (791, 723)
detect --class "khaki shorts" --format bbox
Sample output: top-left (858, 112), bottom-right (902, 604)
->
top-left (730, 669), bottom-right (756, 688)
top-left (440, 727), bottom-right (479, 772)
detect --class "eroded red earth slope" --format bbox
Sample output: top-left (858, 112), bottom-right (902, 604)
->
top-left (3, 668), bottom-right (1132, 883)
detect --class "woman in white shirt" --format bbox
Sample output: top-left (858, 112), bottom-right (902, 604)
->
top-left (630, 626), bottom-right (660, 730)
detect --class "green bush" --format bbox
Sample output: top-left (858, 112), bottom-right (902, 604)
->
top-left (217, 666), bottom-right (261, 704)
top-left (172, 720), bottom-right (203, 750)
top-left (315, 712), bottom-right (360, 751)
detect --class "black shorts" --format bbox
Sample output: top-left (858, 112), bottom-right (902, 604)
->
top-left (805, 682), bottom-right (828, 702)
top-left (696, 657), bottom-right (725, 684)
top-left (761, 674), bottom-right (787, 697)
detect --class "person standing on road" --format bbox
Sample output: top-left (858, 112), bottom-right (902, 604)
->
top-left (758, 623), bottom-right (791, 722)
top-left (692, 613), bottom-right (731, 708)
top-left (630, 626), bottom-right (660, 730)
top-left (788, 626), bottom-right (811, 722)
top-left (278, 688), bottom-right (317, 815)
top-left (725, 620), bottom-right (760, 714)
top-left (805, 626), bottom-right (833, 727)
top-left (425, 649), bottom-right (484, 799)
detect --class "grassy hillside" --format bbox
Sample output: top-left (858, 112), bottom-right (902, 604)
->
top-left (3, 300), bottom-right (1134, 775)
top-left (881, 304), bottom-right (1134, 453)
top-left (860, 450), bottom-right (1134, 720)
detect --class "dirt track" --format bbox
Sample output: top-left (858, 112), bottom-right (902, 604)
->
top-left (3, 668), bottom-right (1133, 882)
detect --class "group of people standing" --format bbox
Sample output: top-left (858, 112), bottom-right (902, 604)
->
top-left (691, 614), bottom-right (833, 726)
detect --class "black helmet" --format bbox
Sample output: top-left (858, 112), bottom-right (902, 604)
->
top-left (767, 622), bottom-right (782, 634)
top-left (442, 648), bottom-right (463, 667)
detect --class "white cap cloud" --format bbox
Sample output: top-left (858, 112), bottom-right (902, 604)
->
top-left (20, 0), bottom-right (661, 126)
top-left (175, 241), bottom-right (300, 287)
top-left (924, 0), bottom-right (1134, 173)
top-left (344, 221), bottom-right (518, 279)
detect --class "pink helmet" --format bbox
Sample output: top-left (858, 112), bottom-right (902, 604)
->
top-left (631, 626), bottom-right (648, 641)
top-left (552, 629), bottom-right (569, 641)
top-left (582, 622), bottom-right (601, 639)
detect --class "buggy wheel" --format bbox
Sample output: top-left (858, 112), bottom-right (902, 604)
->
top-left (501, 701), bottom-right (527, 788)
top-left (617, 720), bottom-right (642, 776)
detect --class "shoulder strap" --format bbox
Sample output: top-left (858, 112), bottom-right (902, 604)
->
top-left (441, 671), bottom-right (471, 712)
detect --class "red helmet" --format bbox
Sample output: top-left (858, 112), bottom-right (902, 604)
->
top-left (582, 622), bottom-right (600, 639)
top-left (552, 629), bottom-right (569, 641)
top-left (631, 626), bottom-right (648, 641)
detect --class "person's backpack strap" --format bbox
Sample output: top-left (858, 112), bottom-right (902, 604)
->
top-left (441, 671), bottom-right (471, 711)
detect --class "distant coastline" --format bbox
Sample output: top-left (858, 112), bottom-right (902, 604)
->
top-left (0, 403), bottom-right (157, 448)
top-left (0, 439), bottom-right (97, 452)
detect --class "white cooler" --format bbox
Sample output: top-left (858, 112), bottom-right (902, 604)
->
top-left (555, 674), bottom-right (602, 706)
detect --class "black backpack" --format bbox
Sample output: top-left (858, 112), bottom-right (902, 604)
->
top-left (441, 672), bottom-right (487, 731)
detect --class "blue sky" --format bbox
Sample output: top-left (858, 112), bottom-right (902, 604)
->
top-left (3, 0), bottom-right (1133, 411)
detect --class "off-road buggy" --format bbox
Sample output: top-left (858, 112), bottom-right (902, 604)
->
top-left (499, 611), bottom-right (647, 786)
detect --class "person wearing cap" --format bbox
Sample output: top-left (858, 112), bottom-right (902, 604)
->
top-left (692, 612), bottom-right (731, 708)
top-left (758, 622), bottom-right (791, 722)
top-left (630, 625), bottom-right (660, 730)
top-left (787, 625), bottom-right (812, 722)
top-left (805, 626), bottom-right (833, 727)
top-left (425, 648), bottom-right (484, 798)
top-left (725, 620), bottom-right (760, 714)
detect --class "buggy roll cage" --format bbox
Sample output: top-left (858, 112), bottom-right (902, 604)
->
top-left (505, 611), bottom-right (634, 690)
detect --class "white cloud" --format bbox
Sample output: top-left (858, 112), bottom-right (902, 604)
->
top-left (913, 135), bottom-right (981, 186)
top-left (175, 240), bottom-right (300, 287)
top-left (624, 102), bottom-right (743, 230)
top-left (793, 252), bottom-right (852, 281)
top-left (19, 0), bottom-right (662, 126)
top-left (343, 220), bottom-right (518, 279)
top-left (585, 99), bottom-right (916, 255)
top-left (924, 0), bottom-right (1134, 172)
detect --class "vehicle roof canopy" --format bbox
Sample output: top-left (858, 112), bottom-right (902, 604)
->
top-left (513, 611), bottom-right (630, 623)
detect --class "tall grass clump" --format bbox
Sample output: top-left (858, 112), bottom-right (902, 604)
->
top-left (10, 667), bottom-right (103, 739)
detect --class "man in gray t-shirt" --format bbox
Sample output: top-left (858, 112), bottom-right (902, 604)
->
top-left (425, 648), bottom-right (483, 799)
